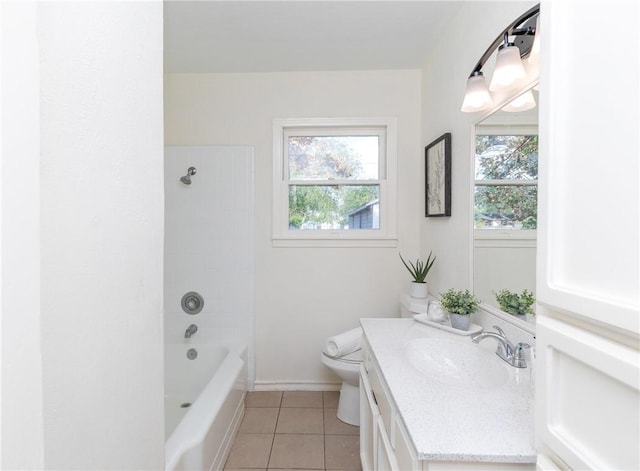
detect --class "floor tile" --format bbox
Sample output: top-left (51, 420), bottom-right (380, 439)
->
top-left (240, 407), bottom-right (279, 434)
top-left (325, 434), bottom-right (360, 470)
top-left (276, 407), bottom-right (324, 434)
top-left (225, 433), bottom-right (273, 469)
top-left (245, 391), bottom-right (283, 408)
top-left (268, 434), bottom-right (324, 469)
top-left (324, 408), bottom-right (359, 436)
top-left (323, 390), bottom-right (340, 409)
top-left (281, 391), bottom-right (323, 408)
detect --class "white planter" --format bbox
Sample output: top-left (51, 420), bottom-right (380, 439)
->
top-left (409, 282), bottom-right (428, 299)
top-left (449, 313), bottom-right (471, 331)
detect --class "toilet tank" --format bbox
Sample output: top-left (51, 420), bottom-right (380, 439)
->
top-left (399, 294), bottom-right (429, 318)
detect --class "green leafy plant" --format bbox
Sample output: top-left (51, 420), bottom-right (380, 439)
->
top-left (439, 289), bottom-right (480, 315)
top-left (399, 251), bottom-right (436, 283)
top-left (494, 289), bottom-right (535, 316)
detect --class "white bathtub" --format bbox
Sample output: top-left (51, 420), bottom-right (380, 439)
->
top-left (165, 341), bottom-right (247, 471)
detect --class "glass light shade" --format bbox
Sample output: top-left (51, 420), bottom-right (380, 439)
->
top-left (528, 17), bottom-right (541, 66)
top-left (489, 44), bottom-right (527, 92)
top-left (461, 73), bottom-right (493, 112)
top-left (502, 90), bottom-right (536, 112)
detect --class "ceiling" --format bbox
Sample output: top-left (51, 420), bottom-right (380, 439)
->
top-left (164, 1), bottom-right (463, 73)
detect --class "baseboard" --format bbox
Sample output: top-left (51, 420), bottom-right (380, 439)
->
top-left (253, 380), bottom-right (341, 392)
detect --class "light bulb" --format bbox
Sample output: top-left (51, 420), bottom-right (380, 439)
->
top-left (502, 90), bottom-right (536, 112)
top-left (489, 43), bottom-right (527, 92)
top-left (461, 72), bottom-right (493, 112)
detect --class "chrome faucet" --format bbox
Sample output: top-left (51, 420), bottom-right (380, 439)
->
top-left (184, 324), bottom-right (198, 339)
top-left (471, 325), bottom-right (530, 368)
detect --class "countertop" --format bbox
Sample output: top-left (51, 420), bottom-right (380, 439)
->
top-left (360, 318), bottom-right (536, 463)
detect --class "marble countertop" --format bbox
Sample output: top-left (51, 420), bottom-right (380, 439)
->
top-left (360, 318), bottom-right (536, 463)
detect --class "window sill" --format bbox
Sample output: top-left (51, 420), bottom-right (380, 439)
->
top-left (272, 236), bottom-right (398, 248)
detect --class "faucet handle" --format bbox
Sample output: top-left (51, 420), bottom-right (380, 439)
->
top-left (513, 342), bottom-right (531, 368)
top-left (492, 325), bottom-right (506, 337)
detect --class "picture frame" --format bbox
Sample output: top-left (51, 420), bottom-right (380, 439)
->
top-left (425, 132), bottom-right (452, 217)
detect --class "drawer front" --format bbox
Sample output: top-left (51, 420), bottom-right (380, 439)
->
top-left (376, 416), bottom-right (398, 471)
top-left (360, 365), bottom-right (378, 471)
top-left (368, 360), bottom-right (394, 440)
top-left (394, 415), bottom-right (420, 471)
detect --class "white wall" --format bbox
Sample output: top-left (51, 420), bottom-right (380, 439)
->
top-left (2, 2), bottom-right (165, 469)
top-left (1, 1), bottom-right (45, 468)
top-left (165, 70), bottom-right (422, 387)
top-left (419, 1), bottom-right (535, 295)
top-left (164, 146), bottom-right (255, 384)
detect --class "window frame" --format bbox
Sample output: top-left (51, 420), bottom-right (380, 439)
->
top-left (272, 117), bottom-right (397, 247)
top-left (473, 125), bottom-right (538, 234)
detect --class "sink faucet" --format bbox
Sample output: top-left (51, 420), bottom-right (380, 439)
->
top-left (184, 324), bottom-right (198, 339)
top-left (471, 325), bottom-right (530, 368)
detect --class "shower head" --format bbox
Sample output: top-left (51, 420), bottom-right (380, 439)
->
top-left (180, 167), bottom-right (197, 185)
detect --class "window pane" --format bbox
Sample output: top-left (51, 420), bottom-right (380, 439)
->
top-left (288, 136), bottom-right (379, 180)
top-left (474, 185), bottom-right (537, 229)
top-left (288, 185), bottom-right (380, 230)
top-left (475, 135), bottom-right (538, 180)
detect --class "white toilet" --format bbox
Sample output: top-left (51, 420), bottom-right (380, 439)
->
top-left (320, 349), bottom-right (363, 426)
top-left (321, 299), bottom-right (426, 426)
top-left (320, 294), bottom-right (429, 426)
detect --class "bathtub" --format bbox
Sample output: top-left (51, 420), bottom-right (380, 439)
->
top-left (165, 341), bottom-right (247, 471)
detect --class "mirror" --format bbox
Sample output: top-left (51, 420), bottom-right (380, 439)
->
top-left (472, 87), bottom-right (538, 323)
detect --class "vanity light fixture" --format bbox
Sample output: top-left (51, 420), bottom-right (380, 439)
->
top-left (461, 4), bottom-right (540, 113)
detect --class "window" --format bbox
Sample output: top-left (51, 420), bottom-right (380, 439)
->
top-left (474, 129), bottom-right (538, 230)
top-left (273, 118), bottom-right (397, 246)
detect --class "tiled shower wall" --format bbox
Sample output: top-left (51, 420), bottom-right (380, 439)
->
top-left (164, 146), bottom-right (255, 386)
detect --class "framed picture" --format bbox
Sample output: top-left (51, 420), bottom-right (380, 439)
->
top-left (425, 132), bottom-right (452, 217)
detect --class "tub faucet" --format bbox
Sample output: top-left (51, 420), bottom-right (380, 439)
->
top-left (185, 324), bottom-right (198, 339)
top-left (471, 326), bottom-right (530, 368)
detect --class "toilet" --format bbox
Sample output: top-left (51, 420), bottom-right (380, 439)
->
top-left (399, 293), bottom-right (429, 319)
top-left (321, 297), bottom-right (427, 426)
top-left (320, 349), bottom-right (363, 426)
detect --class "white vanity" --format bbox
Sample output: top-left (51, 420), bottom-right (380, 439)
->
top-left (359, 318), bottom-right (536, 471)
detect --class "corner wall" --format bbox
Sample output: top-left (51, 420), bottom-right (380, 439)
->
top-left (1, 2), bottom-right (165, 469)
top-left (419, 1), bottom-right (535, 295)
top-left (165, 70), bottom-right (422, 387)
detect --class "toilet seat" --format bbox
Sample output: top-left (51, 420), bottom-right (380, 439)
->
top-left (321, 349), bottom-right (363, 365)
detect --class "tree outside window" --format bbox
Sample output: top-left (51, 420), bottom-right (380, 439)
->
top-left (474, 134), bottom-right (538, 230)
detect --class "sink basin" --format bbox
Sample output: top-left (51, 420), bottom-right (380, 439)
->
top-left (405, 337), bottom-right (509, 389)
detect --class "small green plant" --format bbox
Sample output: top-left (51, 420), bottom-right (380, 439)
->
top-left (399, 251), bottom-right (436, 283)
top-left (494, 289), bottom-right (535, 316)
top-left (439, 289), bottom-right (480, 315)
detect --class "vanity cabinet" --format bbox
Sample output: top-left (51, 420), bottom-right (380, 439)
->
top-left (359, 342), bottom-right (421, 471)
top-left (359, 331), bottom-right (535, 471)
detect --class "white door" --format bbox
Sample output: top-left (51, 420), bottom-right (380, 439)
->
top-left (536, 1), bottom-right (639, 469)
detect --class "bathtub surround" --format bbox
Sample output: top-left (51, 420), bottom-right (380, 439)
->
top-left (164, 146), bottom-right (255, 386)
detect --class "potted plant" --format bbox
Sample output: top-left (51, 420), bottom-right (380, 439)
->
top-left (399, 251), bottom-right (436, 298)
top-left (439, 289), bottom-right (480, 331)
top-left (494, 289), bottom-right (535, 318)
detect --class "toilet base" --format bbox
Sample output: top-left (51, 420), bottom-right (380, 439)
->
top-left (336, 382), bottom-right (360, 426)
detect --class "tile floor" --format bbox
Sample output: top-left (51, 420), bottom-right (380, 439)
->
top-left (224, 391), bottom-right (361, 471)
